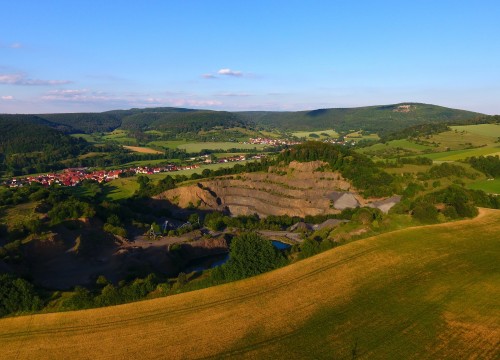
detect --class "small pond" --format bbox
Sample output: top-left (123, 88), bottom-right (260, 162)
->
top-left (271, 240), bottom-right (292, 250)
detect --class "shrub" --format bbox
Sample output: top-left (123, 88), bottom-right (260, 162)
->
top-left (212, 233), bottom-right (286, 282)
top-left (0, 274), bottom-right (43, 317)
top-left (412, 202), bottom-right (439, 223)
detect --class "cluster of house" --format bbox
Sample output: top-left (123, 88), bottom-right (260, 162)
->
top-left (323, 138), bottom-right (357, 146)
top-left (246, 138), bottom-right (301, 146)
top-left (4, 153), bottom-right (260, 189)
top-left (203, 154), bottom-right (247, 164)
top-left (4, 164), bottom-right (200, 188)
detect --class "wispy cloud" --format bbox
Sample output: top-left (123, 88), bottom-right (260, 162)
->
top-left (202, 68), bottom-right (247, 79)
top-left (42, 89), bottom-right (109, 101)
top-left (217, 68), bottom-right (243, 77)
top-left (85, 74), bottom-right (127, 82)
top-left (0, 42), bottom-right (23, 49)
top-left (0, 73), bottom-right (72, 86)
top-left (41, 88), bottom-right (223, 108)
top-left (202, 73), bottom-right (218, 79)
top-left (216, 92), bottom-right (252, 97)
top-left (1, 95), bottom-right (14, 100)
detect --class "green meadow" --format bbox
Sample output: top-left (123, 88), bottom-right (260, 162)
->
top-left (178, 142), bottom-right (265, 152)
top-left (292, 129), bottom-right (339, 138)
top-left (467, 178), bottom-right (500, 194)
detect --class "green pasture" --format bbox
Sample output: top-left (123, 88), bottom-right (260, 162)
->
top-left (428, 130), bottom-right (496, 150)
top-left (292, 129), bottom-right (339, 139)
top-left (467, 178), bottom-right (500, 194)
top-left (417, 147), bottom-right (500, 161)
top-left (450, 123), bottom-right (500, 138)
top-left (101, 130), bottom-right (137, 145)
top-left (147, 140), bottom-right (189, 149)
top-left (178, 142), bottom-right (265, 152)
top-left (345, 131), bottom-right (380, 140)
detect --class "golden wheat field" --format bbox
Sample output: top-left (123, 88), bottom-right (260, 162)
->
top-left (122, 145), bottom-right (163, 154)
top-left (1, 209), bottom-right (499, 359)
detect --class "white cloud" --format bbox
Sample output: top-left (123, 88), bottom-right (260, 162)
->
top-left (168, 99), bottom-right (222, 107)
top-left (216, 92), bottom-right (252, 97)
top-left (1, 95), bottom-right (14, 100)
top-left (41, 88), bottom-right (222, 108)
top-left (217, 68), bottom-right (243, 77)
top-left (202, 73), bottom-right (217, 79)
top-left (42, 89), bottom-right (111, 102)
top-left (10, 43), bottom-right (22, 49)
top-left (0, 73), bottom-right (72, 86)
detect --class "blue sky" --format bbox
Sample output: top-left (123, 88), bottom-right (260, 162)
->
top-left (1, 0), bottom-right (499, 114)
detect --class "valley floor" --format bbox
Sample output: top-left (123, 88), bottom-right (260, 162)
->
top-left (0, 209), bottom-right (499, 359)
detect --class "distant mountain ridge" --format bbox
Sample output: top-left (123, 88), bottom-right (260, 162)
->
top-left (237, 103), bottom-right (483, 135)
top-left (0, 103), bottom-right (485, 136)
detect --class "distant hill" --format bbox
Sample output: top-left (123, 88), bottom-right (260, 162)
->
top-left (0, 113), bottom-right (119, 134)
top-left (0, 117), bottom-right (89, 176)
top-left (0, 103), bottom-right (484, 136)
top-left (0, 117), bottom-right (87, 155)
top-left (120, 110), bottom-right (247, 133)
top-left (238, 103), bottom-right (483, 135)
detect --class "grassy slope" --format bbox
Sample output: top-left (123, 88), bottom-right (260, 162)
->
top-left (467, 178), bottom-right (500, 194)
top-left (358, 123), bottom-right (500, 161)
top-left (178, 142), bottom-right (265, 152)
top-left (1, 209), bottom-right (499, 359)
top-left (450, 124), bottom-right (500, 137)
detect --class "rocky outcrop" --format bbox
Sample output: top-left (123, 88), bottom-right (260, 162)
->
top-left (155, 161), bottom-right (400, 217)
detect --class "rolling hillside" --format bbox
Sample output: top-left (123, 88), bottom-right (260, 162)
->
top-left (239, 103), bottom-right (482, 135)
top-left (1, 208), bottom-right (498, 359)
top-left (1, 103), bottom-right (484, 136)
top-left (0, 118), bottom-right (86, 155)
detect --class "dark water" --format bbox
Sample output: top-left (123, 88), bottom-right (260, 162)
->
top-left (184, 253), bottom-right (229, 273)
top-left (271, 240), bottom-right (292, 250)
top-left (183, 240), bottom-right (292, 273)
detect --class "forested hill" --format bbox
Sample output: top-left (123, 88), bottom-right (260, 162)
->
top-left (0, 118), bottom-right (88, 155)
top-left (120, 110), bottom-right (247, 132)
top-left (0, 108), bottom-right (246, 134)
top-left (238, 103), bottom-right (482, 135)
top-left (0, 113), bottom-right (120, 134)
top-left (0, 103), bottom-right (484, 136)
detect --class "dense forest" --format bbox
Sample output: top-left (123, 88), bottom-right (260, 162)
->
top-left (120, 110), bottom-right (248, 133)
top-left (0, 119), bottom-right (90, 176)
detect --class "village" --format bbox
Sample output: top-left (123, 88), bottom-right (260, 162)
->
top-left (246, 137), bottom-right (302, 146)
top-left (3, 154), bottom-right (256, 188)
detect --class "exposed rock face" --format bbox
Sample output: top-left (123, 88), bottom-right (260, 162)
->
top-left (328, 192), bottom-right (360, 210)
top-left (156, 161), bottom-right (400, 217)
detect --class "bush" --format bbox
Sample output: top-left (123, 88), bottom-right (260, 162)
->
top-left (103, 223), bottom-right (128, 237)
top-left (0, 274), bottom-right (43, 317)
top-left (299, 239), bottom-right (321, 259)
top-left (412, 202), bottom-right (439, 223)
top-left (212, 233), bottom-right (286, 282)
top-left (204, 212), bottom-right (226, 231)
